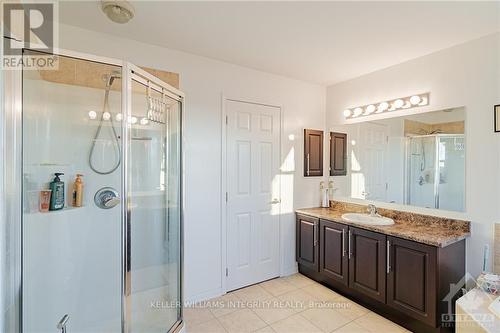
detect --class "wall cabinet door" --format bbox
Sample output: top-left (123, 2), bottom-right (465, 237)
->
top-left (348, 227), bottom-right (386, 303)
top-left (387, 236), bottom-right (437, 326)
top-left (296, 214), bottom-right (319, 271)
top-left (330, 132), bottom-right (347, 176)
top-left (304, 129), bottom-right (323, 177)
top-left (319, 220), bottom-right (348, 286)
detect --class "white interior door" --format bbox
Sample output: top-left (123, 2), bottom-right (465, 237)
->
top-left (356, 123), bottom-right (388, 201)
top-left (226, 100), bottom-right (281, 291)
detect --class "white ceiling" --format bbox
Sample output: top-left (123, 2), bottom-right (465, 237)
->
top-left (59, 1), bottom-right (500, 85)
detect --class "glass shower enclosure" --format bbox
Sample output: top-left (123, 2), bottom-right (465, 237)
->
top-left (406, 134), bottom-right (465, 212)
top-left (1, 45), bottom-right (183, 333)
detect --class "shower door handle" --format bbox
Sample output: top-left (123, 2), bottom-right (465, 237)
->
top-left (57, 314), bottom-right (69, 333)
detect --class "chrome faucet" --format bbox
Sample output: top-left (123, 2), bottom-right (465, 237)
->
top-left (367, 204), bottom-right (378, 217)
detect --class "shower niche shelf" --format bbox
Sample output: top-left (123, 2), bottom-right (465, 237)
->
top-left (27, 206), bottom-right (85, 215)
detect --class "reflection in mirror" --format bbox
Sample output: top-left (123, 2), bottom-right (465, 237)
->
top-left (335, 108), bottom-right (465, 212)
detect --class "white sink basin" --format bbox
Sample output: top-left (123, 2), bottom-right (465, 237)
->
top-left (341, 213), bottom-right (395, 226)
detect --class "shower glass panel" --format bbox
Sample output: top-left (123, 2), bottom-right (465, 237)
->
top-left (129, 78), bottom-right (181, 332)
top-left (406, 135), bottom-right (465, 212)
top-left (437, 136), bottom-right (465, 211)
top-left (22, 51), bottom-right (123, 332)
top-left (407, 136), bottom-right (436, 209)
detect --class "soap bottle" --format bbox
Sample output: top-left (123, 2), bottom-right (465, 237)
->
top-left (49, 173), bottom-right (65, 211)
top-left (72, 174), bottom-right (84, 207)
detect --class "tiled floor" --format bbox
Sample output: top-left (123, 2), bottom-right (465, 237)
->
top-left (184, 274), bottom-right (410, 333)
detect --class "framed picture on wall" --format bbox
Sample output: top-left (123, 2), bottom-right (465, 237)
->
top-left (496, 105), bottom-right (500, 132)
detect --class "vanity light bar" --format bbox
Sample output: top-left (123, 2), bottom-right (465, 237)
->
top-left (343, 93), bottom-right (430, 119)
top-left (87, 111), bottom-right (150, 125)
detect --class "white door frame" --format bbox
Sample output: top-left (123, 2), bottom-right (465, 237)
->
top-left (221, 94), bottom-right (283, 293)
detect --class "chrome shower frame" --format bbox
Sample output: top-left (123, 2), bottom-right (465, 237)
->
top-left (1, 39), bottom-right (185, 333)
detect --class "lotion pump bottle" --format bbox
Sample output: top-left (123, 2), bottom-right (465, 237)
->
top-left (49, 173), bottom-right (65, 211)
top-left (72, 174), bottom-right (84, 207)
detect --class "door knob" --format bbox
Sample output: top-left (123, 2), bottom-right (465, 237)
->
top-left (270, 198), bottom-right (281, 204)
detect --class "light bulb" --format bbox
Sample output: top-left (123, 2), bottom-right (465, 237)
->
top-left (140, 118), bottom-right (149, 125)
top-left (409, 95), bottom-right (421, 105)
top-left (116, 113), bottom-right (123, 121)
top-left (130, 116), bottom-right (138, 124)
top-left (365, 105), bottom-right (376, 114)
top-left (102, 111), bottom-right (111, 120)
top-left (353, 107), bottom-right (363, 117)
top-left (377, 102), bottom-right (389, 113)
top-left (88, 110), bottom-right (97, 120)
top-left (393, 99), bottom-right (404, 109)
top-left (343, 109), bottom-right (352, 118)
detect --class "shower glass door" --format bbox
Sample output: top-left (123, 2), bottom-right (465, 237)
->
top-left (407, 136), bottom-right (436, 209)
top-left (436, 135), bottom-right (465, 211)
top-left (22, 51), bottom-right (123, 332)
top-left (128, 75), bottom-right (182, 333)
top-left (406, 135), bottom-right (465, 212)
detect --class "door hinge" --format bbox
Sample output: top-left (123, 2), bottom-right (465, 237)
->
top-left (225, 192), bottom-right (228, 202)
top-left (225, 268), bottom-right (228, 276)
top-left (225, 115), bottom-right (228, 124)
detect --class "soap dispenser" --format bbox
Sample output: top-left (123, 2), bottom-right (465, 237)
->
top-left (320, 181), bottom-right (330, 208)
top-left (72, 174), bottom-right (84, 207)
top-left (49, 173), bottom-right (65, 211)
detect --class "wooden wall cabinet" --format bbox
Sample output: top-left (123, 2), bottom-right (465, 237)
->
top-left (330, 132), bottom-right (347, 176)
top-left (304, 129), bottom-right (323, 177)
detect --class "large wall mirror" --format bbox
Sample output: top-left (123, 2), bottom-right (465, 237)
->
top-left (334, 108), bottom-right (465, 212)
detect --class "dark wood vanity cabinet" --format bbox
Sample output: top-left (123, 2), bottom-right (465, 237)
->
top-left (296, 214), bottom-right (319, 271)
top-left (304, 129), bottom-right (323, 177)
top-left (330, 132), bottom-right (347, 176)
top-left (319, 219), bottom-right (348, 286)
top-left (348, 227), bottom-right (387, 303)
top-left (386, 236), bottom-right (437, 326)
top-left (296, 213), bottom-right (466, 333)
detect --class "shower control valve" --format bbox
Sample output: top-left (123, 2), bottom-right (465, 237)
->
top-left (94, 187), bottom-right (120, 209)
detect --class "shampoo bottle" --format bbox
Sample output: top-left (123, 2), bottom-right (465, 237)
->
top-left (49, 173), bottom-right (65, 211)
top-left (72, 174), bottom-right (84, 207)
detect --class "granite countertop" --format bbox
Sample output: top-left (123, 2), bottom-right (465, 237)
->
top-left (296, 203), bottom-right (471, 248)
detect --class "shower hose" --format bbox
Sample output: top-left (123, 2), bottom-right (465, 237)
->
top-left (88, 74), bottom-right (121, 175)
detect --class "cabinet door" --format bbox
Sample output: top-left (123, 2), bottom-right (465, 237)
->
top-left (330, 132), bottom-right (347, 176)
top-left (387, 236), bottom-right (437, 326)
top-left (304, 129), bottom-right (323, 177)
top-left (348, 227), bottom-right (386, 303)
top-left (296, 214), bottom-right (319, 271)
top-left (319, 220), bottom-right (348, 286)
